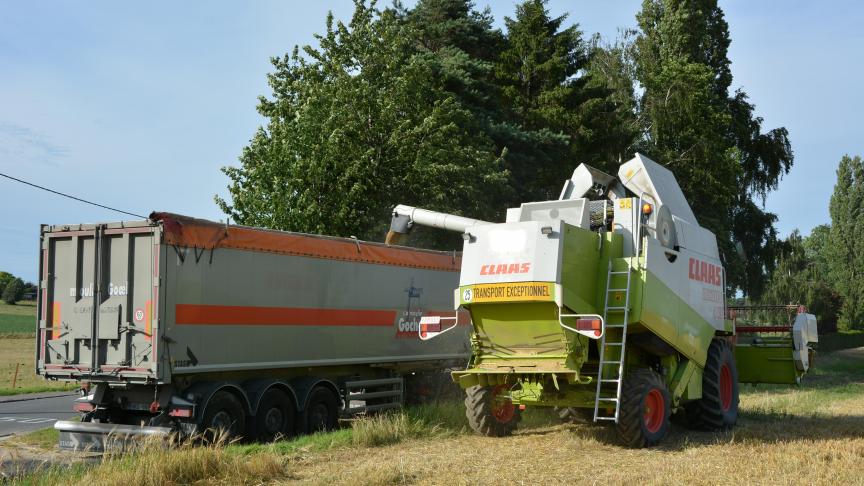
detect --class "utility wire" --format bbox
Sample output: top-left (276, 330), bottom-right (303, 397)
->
top-left (0, 171), bottom-right (147, 219)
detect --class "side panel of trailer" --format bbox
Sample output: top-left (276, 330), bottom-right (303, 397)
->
top-left (162, 245), bottom-right (470, 377)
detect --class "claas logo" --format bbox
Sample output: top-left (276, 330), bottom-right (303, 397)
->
top-left (480, 263), bottom-right (531, 275)
top-left (688, 258), bottom-right (722, 286)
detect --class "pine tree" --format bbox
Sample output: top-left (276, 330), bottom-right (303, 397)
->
top-left (495, 0), bottom-right (635, 199)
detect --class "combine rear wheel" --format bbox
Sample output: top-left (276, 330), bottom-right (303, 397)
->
top-left (617, 369), bottom-right (670, 447)
top-left (465, 385), bottom-right (521, 437)
top-left (687, 338), bottom-right (739, 430)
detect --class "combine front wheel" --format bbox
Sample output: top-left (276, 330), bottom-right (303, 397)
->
top-left (617, 369), bottom-right (670, 447)
top-left (465, 385), bottom-right (521, 437)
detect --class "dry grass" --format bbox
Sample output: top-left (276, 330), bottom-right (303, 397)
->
top-left (0, 338), bottom-right (76, 395)
top-left (13, 343), bottom-right (864, 485)
top-left (18, 434), bottom-right (292, 486)
top-left (274, 345), bottom-right (864, 485)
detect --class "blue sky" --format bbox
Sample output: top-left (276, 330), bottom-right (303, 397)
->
top-left (1, 1), bottom-right (861, 282)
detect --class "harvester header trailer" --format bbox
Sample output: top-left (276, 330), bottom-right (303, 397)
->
top-left (390, 153), bottom-right (818, 447)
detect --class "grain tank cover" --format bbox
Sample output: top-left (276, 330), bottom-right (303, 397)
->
top-left (618, 153), bottom-right (698, 225)
top-left (560, 164), bottom-right (625, 201)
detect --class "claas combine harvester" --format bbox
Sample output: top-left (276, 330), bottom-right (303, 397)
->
top-left (388, 153), bottom-right (818, 447)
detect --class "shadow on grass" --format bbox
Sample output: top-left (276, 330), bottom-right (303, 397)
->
top-left (551, 409), bottom-right (864, 451)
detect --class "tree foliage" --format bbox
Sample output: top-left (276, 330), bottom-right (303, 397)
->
top-left (218, 0), bottom-right (796, 302)
top-left (0, 271), bottom-right (13, 297)
top-left (217, 2), bottom-right (508, 246)
top-left (828, 155), bottom-right (864, 330)
top-left (760, 230), bottom-right (840, 330)
top-left (2, 277), bottom-right (24, 305)
top-left (633, 0), bottom-right (793, 298)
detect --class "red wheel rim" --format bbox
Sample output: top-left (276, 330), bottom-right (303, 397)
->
top-left (643, 389), bottom-right (664, 433)
top-left (720, 363), bottom-right (733, 411)
top-left (490, 385), bottom-right (515, 423)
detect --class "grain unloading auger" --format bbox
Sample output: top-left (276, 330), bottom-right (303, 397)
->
top-left (389, 153), bottom-right (818, 447)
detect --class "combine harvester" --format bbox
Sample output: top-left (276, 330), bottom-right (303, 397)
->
top-left (390, 153), bottom-right (818, 447)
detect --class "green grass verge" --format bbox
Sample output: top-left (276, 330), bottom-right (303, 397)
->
top-left (0, 300), bottom-right (37, 335)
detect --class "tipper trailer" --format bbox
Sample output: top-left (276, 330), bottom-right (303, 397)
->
top-left (38, 213), bottom-right (470, 450)
top-left (390, 153), bottom-right (818, 447)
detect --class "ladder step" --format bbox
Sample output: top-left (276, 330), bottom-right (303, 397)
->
top-left (597, 398), bottom-right (619, 402)
top-left (606, 324), bottom-right (626, 328)
top-left (607, 288), bottom-right (628, 292)
top-left (600, 379), bottom-right (620, 383)
top-left (604, 342), bottom-right (623, 346)
top-left (595, 416), bottom-right (617, 421)
top-left (600, 360), bottom-right (622, 365)
top-left (609, 271), bottom-right (630, 275)
top-left (606, 306), bottom-right (627, 311)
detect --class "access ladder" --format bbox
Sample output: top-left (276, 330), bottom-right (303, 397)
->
top-left (593, 258), bottom-right (633, 423)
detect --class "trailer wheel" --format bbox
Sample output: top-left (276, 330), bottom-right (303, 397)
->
top-left (465, 385), bottom-right (521, 437)
top-left (687, 338), bottom-right (739, 430)
top-left (304, 387), bottom-right (339, 433)
top-left (617, 369), bottom-right (670, 447)
top-left (556, 407), bottom-right (594, 424)
top-left (201, 391), bottom-right (247, 442)
top-left (254, 389), bottom-right (295, 442)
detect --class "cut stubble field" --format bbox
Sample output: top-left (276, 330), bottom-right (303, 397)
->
top-left (16, 335), bottom-right (864, 485)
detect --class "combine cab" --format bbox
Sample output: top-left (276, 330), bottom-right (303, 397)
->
top-left (391, 153), bottom-right (817, 447)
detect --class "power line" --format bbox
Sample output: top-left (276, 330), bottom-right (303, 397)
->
top-left (0, 171), bottom-right (147, 219)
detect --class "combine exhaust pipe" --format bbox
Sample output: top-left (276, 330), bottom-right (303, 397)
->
top-left (386, 204), bottom-right (490, 245)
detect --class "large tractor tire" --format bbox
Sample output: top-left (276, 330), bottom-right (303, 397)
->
top-left (617, 369), bottom-right (671, 447)
top-left (303, 386), bottom-right (340, 433)
top-left (687, 338), bottom-right (739, 430)
top-left (201, 390), bottom-right (247, 442)
top-left (465, 385), bottom-right (521, 437)
top-left (253, 388), bottom-right (295, 442)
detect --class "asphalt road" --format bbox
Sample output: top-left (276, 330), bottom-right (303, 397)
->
top-left (0, 392), bottom-right (78, 438)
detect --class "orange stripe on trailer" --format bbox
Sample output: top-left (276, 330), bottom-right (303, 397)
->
top-left (144, 299), bottom-right (152, 340)
top-left (51, 302), bottom-right (61, 340)
top-left (175, 304), bottom-right (398, 327)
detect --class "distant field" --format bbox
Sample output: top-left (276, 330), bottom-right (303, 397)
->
top-left (0, 300), bottom-right (37, 335)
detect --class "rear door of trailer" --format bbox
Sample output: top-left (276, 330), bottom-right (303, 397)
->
top-left (37, 222), bottom-right (163, 382)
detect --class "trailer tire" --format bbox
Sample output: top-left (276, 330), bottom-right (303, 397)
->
top-left (304, 387), bottom-right (339, 433)
top-left (617, 369), bottom-right (670, 448)
top-left (556, 407), bottom-right (594, 424)
top-left (201, 391), bottom-right (246, 442)
top-left (687, 338), bottom-right (739, 430)
top-left (254, 389), bottom-right (295, 442)
top-left (465, 385), bottom-right (521, 437)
